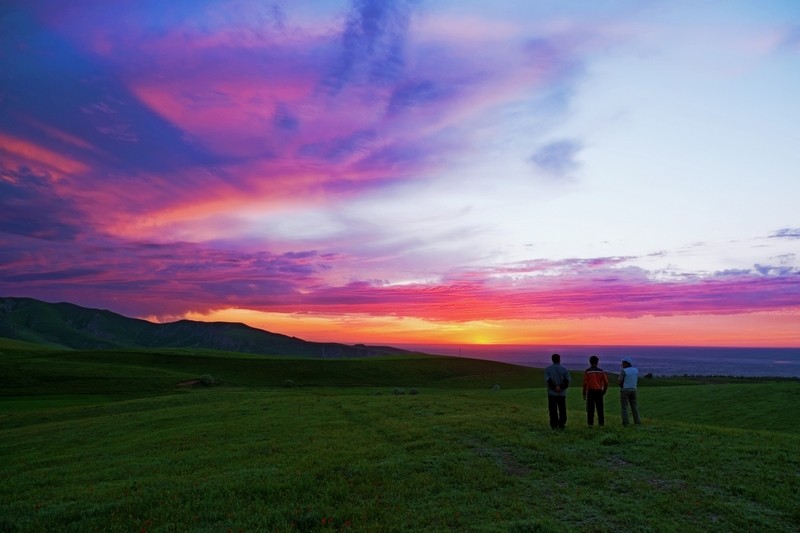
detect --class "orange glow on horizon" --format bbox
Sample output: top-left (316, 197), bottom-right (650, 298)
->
top-left (172, 308), bottom-right (800, 348)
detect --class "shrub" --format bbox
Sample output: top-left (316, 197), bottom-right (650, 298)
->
top-left (492, 384), bottom-right (502, 391)
top-left (409, 388), bottom-right (419, 395)
top-left (200, 374), bottom-right (216, 386)
top-left (393, 387), bottom-right (406, 395)
top-left (284, 379), bottom-right (296, 388)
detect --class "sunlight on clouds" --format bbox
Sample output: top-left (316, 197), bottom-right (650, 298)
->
top-left (452, 313), bottom-right (800, 348)
top-left (180, 308), bottom-right (509, 345)
top-left (175, 307), bottom-right (800, 348)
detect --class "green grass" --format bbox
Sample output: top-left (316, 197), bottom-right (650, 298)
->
top-left (0, 346), bottom-right (544, 399)
top-left (1, 344), bottom-right (798, 532)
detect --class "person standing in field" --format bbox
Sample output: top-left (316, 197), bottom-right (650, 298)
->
top-left (618, 357), bottom-right (641, 426)
top-left (582, 355), bottom-right (608, 426)
top-left (545, 353), bottom-right (571, 430)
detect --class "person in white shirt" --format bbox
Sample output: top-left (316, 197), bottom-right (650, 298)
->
top-left (618, 357), bottom-right (641, 426)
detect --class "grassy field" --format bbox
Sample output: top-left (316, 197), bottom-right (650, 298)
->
top-left (1, 339), bottom-right (798, 532)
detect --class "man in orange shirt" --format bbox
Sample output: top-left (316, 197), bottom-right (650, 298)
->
top-left (582, 355), bottom-right (609, 426)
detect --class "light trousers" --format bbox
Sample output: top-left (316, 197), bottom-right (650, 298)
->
top-left (620, 389), bottom-right (641, 425)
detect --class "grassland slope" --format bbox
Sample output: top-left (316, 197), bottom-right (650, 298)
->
top-left (1, 344), bottom-right (798, 532)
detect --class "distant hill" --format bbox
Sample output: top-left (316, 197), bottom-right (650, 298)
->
top-left (0, 297), bottom-right (409, 358)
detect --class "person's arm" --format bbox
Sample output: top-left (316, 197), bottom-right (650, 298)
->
top-left (601, 371), bottom-right (609, 394)
top-left (582, 371), bottom-right (588, 398)
top-left (617, 369), bottom-right (625, 387)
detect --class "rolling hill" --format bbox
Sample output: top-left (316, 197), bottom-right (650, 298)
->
top-left (0, 297), bottom-right (407, 358)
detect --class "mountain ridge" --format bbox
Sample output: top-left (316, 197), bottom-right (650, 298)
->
top-left (0, 297), bottom-right (409, 358)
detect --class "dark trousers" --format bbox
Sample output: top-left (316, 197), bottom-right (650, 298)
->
top-left (548, 395), bottom-right (567, 429)
top-left (586, 389), bottom-right (605, 426)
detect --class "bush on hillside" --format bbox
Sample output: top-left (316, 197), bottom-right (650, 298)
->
top-left (200, 374), bottom-right (217, 386)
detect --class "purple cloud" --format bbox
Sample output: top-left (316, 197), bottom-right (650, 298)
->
top-left (530, 139), bottom-right (583, 178)
top-left (771, 228), bottom-right (800, 239)
top-left (323, 0), bottom-right (414, 93)
top-left (0, 166), bottom-right (85, 241)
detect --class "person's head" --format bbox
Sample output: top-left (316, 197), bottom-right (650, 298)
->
top-left (589, 355), bottom-right (599, 366)
top-left (551, 353), bottom-right (561, 364)
top-left (621, 357), bottom-right (632, 368)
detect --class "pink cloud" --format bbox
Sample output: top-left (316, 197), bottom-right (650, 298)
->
top-left (0, 132), bottom-right (90, 179)
top-left (276, 264), bottom-right (800, 322)
top-left (3, 0), bottom-right (597, 251)
top-left (51, 0), bottom-right (587, 194)
top-left (2, 233), bottom-right (797, 323)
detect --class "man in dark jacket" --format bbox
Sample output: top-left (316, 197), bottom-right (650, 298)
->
top-left (544, 353), bottom-right (571, 430)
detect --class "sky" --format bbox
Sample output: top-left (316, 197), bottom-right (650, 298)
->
top-left (1, 0), bottom-right (799, 347)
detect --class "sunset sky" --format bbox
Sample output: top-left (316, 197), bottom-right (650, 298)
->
top-left (2, 0), bottom-right (799, 347)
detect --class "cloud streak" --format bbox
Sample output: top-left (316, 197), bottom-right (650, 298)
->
top-left (2, 229), bottom-right (797, 324)
top-left (771, 228), bottom-right (800, 240)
